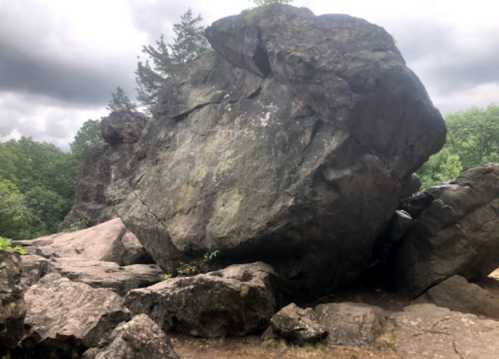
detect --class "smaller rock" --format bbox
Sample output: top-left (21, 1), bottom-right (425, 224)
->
top-left (125, 262), bottom-right (278, 338)
top-left (268, 303), bottom-right (327, 345)
top-left (16, 218), bottom-right (151, 266)
top-left (421, 275), bottom-right (499, 320)
top-left (52, 259), bottom-right (163, 295)
top-left (19, 254), bottom-right (53, 289)
top-left (0, 252), bottom-right (25, 349)
top-left (314, 302), bottom-right (387, 347)
top-left (22, 274), bottom-right (130, 355)
top-left (82, 314), bottom-right (179, 359)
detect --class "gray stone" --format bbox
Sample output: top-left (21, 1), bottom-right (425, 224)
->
top-left (391, 303), bottom-right (499, 359)
top-left (0, 252), bottom-right (25, 349)
top-left (66, 4), bottom-right (445, 292)
top-left (125, 262), bottom-right (278, 338)
top-left (19, 254), bottom-right (53, 290)
top-left (82, 314), bottom-right (179, 359)
top-left (101, 110), bottom-right (147, 146)
top-left (421, 275), bottom-right (499, 320)
top-left (22, 274), bottom-right (130, 355)
top-left (314, 302), bottom-right (387, 347)
top-left (269, 303), bottom-right (327, 344)
top-left (393, 164), bottom-right (499, 296)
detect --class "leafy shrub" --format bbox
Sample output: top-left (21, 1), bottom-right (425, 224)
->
top-left (0, 236), bottom-right (27, 255)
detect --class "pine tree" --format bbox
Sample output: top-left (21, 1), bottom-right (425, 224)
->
top-left (253, 0), bottom-right (294, 6)
top-left (136, 9), bottom-right (210, 108)
top-left (107, 86), bottom-right (136, 112)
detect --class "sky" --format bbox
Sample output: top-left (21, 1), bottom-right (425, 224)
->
top-left (1, 0), bottom-right (499, 148)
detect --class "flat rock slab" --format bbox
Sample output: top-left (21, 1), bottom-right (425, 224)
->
top-left (421, 275), bottom-right (499, 320)
top-left (52, 258), bottom-right (163, 296)
top-left (17, 218), bottom-right (151, 266)
top-left (391, 303), bottom-right (499, 359)
top-left (125, 262), bottom-right (278, 338)
top-left (83, 314), bottom-right (179, 359)
top-left (22, 274), bottom-right (130, 355)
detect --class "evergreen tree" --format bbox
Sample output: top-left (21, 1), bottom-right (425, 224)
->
top-left (136, 9), bottom-right (210, 108)
top-left (253, 0), bottom-right (294, 6)
top-left (107, 86), bottom-right (136, 112)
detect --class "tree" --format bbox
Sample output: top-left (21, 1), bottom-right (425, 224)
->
top-left (253, 0), bottom-right (294, 6)
top-left (136, 9), bottom-right (210, 108)
top-left (0, 179), bottom-right (34, 239)
top-left (107, 86), bottom-right (136, 112)
top-left (70, 119), bottom-right (104, 162)
top-left (417, 105), bottom-right (499, 188)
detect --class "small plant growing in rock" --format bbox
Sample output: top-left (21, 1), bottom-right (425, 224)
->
top-left (0, 236), bottom-right (27, 255)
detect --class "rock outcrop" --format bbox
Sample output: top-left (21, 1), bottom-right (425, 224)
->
top-left (19, 254), bottom-right (53, 290)
top-left (0, 252), bottom-right (25, 350)
top-left (17, 218), bottom-right (152, 266)
top-left (82, 314), bottom-right (179, 359)
top-left (393, 164), bottom-right (499, 296)
top-left (22, 274), bottom-right (130, 356)
top-left (125, 262), bottom-right (278, 337)
top-left (65, 4), bottom-right (445, 292)
top-left (391, 303), bottom-right (499, 359)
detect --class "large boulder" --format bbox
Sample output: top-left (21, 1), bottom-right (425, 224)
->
top-left (101, 110), bottom-right (148, 146)
top-left (66, 5), bottom-right (445, 291)
top-left (125, 262), bottom-right (278, 337)
top-left (82, 314), bottom-right (179, 359)
top-left (421, 275), bottom-right (499, 320)
top-left (19, 254), bottom-right (53, 290)
top-left (52, 259), bottom-right (163, 296)
top-left (391, 304), bottom-right (499, 359)
top-left (17, 218), bottom-right (151, 266)
top-left (21, 274), bottom-right (130, 356)
top-left (0, 252), bottom-right (25, 350)
top-left (393, 164), bottom-right (499, 296)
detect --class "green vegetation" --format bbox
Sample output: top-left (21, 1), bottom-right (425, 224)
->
top-left (163, 250), bottom-right (223, 280)
top-left (253, 0), bottom-right (294, 6)
top-left (0, 236), bottom-right (27, 255)
top-left (418, 105), bottom-right (499, 188)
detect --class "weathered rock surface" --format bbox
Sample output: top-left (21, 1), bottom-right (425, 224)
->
top-left (22, 274), bottom-right (130, 356)
top-left (393, 164), bottom-right (499, 296)
top-left (125, 262), bottom-right (278, 337)
top-left (66, 4), bottom-right (445, 292)
top-left (314, 302), bottom-right (387, 347)
top-left (391, 303), bottom-right (499, 359)
top-left (0, 252), bottom-right (25, 350)
top-left (421, 275), bottom-right (499, 320)
top-left (52, 259), bottom-right (163, 295)
top-left (17, 218), bottom-right (151, 266)
top-left (101, 110), bottom-right (147, 146)
top-left (19, 254), bottom-right (53, 290)
top-left (82, 314), bottom-right (179, 359)
top-left (268, 303), bottom-right (327, 344)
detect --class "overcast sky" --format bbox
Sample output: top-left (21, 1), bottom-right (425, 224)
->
top-left (1, 0), bottom-right (498, 148)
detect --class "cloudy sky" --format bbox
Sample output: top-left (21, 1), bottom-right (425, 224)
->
top-left (1, 0), bottom-right (498, 148)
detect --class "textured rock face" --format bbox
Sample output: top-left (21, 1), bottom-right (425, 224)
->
top-left (67, 5), bottom-right (445, 291)
top-left (391, 304), bottom-right (499, 359)
top-left (125, 262), bottom-right (278, 337)
top-left (421, 275), bottom-right (499, 320)
top-left (22, 274), bottom-right (130, 355)
top-left (393, 164), bottom-right (499, 296)
top-left (82, 314), bottom-right (179, 359)
top-left (19, 254), bottom-right (53, 290)
top-left (101, 110), bottom-right (147, 146)
top-left (268, 303), bottom-right (327, 344)
top-left (17, 218), bottom-right (151, 266)
top-left (52, 259), bottom-right (163, 296)
top-left (314, 302), bottom-right (387, 347)
top-left (0, 252), bottom-right (25, 350)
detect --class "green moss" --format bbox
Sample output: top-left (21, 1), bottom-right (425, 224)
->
top-left (0, 236), bottom-right (27, 255)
